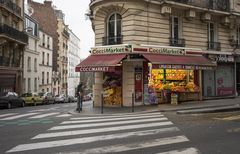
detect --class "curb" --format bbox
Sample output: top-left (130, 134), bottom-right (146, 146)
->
top-left (177, 104), bottom-right (240, 114)
top-left (159, 103), bottom-right (239, 112)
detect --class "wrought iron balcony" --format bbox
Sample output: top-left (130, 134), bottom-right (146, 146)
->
top-left (168, 0), bottom-right (229, 12)
top-left (0, 24), bottom-right (28, 44)
top-left (0, 0), bottom-right (21, 16)
top-left (169, 38), bottom-right (185, 47)
top-left (63, 29), bottom-right (69, 38)
top-left (103, 35), bottom-right (123, 45)
top-left (207, 41), bottom-right (221, 51)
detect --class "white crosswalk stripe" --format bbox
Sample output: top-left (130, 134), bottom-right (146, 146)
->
top-left (28, 112), bottom-right (60, 119)
top-left (0, 112), bottom-right (72, 121)
top-left (6, 112), bottom-right (201, 154)
top-left (0, 113), bottom-right (17, 118)
top-left (0, 113), bottom-right (39, 120)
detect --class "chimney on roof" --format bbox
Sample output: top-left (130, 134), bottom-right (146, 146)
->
top-left (44, 0), bottom-right (52, 6)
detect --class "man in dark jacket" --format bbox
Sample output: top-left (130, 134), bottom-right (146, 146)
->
top-left (76, 82), bottom-right (84, 112)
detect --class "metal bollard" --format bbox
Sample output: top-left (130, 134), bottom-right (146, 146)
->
top-left (132, 92), bottom-right (134, 112)
top-left (101, 93), bottom-right (103, 114)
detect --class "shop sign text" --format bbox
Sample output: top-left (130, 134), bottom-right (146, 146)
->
top-left (78, 66), bottom-right (113, 72)
top-left (91, 45), bottom-right (132, 54)
top-left (153, 64), bottom-right (214, 70)
top-left (208, 54), bottom-right (234, 62)
top-left (149, 47), bottom-right (185, 55)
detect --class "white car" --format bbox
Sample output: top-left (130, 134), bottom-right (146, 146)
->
top-left (55, 94), bottom-right (68, 103)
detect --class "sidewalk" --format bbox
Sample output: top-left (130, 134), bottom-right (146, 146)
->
top-left (69, 97), bottom-right (240, 115)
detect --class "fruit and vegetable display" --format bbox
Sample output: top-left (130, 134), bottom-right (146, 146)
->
top-left (149, 69), bottom-right (199, 92)
top-left (103, 72), bottom-right (122, 105)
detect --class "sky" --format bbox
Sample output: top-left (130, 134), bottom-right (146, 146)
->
top-left (31, 0), bottom-right (94, 58)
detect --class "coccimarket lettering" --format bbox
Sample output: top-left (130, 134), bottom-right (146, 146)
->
top-left (149, 47), bottom-right (185, 55)
top-left (79, 67), bottom-right (109, 72)
top-left (91, 47), bottom-right (125, 54)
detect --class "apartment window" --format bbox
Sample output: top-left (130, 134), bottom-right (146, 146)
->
top-left (42, 52), bottom-right (45, 65)
top-left (34, 58), bottom-right (37, 72)
top-left (42, 72), bottom-right (44, 85)
top-left (47, 37), bottom-right (50, 48)
top-left (42, 34), bottom-right (45, 46)
top-left (47, 72), bottom-right (49, 84)
top-left (47, 53), bottom-right (49, 65)
top-left (27, 57), bottom-right (31, 72)
top-left (23, 78), bottom-right (26, 93)
top-left (237, 27), bottom-right (240, 45)
top-left (34, 78), bottom-right (37, 92)
top-left (207, 22), bottom-right (220, 50)
top-left (106, 13), bottom-right (122, 45)
top-left (28, 78), bottom-right (31, 92)
top-left (170, 16), bottom-right (184, 47)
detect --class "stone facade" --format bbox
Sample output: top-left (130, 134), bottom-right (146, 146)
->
top-left (88, 0), bottom-right (240, 105)
top-left (0, 0), bottom-right (28, 94)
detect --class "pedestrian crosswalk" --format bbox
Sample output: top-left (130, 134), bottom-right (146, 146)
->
top-left (0, 111), bottom-right (72, 121)
top-left (6, 112), bottom-right (201, 154)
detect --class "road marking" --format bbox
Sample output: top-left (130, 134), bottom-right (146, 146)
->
top-left (61, 114), bottom-right (164, 124)
top-left (7, 130), bottom-right (184, 153)
top-left (69, 112), bottom-right (162, 120)
top-left (220, 115), bottom-right (240, 121)
top-left (33, 121), bottom-right (173, 139)
top-left (56, 114), bottom-right (72, 117)
top-left (50, 117), bottom-right (168, 130)
top-left (0, 113), bottom-right (39, 120)
top-left (73, 136), bottom-right (189, 154)
top-left (0, 113), bottom-right (17, 118)
top-left (156, 147), bottom-right (200, 154)
top-left (28, 113), bottom-right (59, 119)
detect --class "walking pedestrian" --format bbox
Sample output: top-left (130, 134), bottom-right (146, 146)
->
top-left (76, 82), bottom-right (84, 112)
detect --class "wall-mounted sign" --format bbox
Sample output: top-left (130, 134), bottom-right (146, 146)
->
top-left (77, 66), bottom-right (115, 72)
top-left (91, 45), bottom-right (132, 54)
top-left (153, 64), bottom-right (214, 70)
top-left (149, 47), bottom-right (185, 55)
top-left (208, 54), bottom-right (234, 62)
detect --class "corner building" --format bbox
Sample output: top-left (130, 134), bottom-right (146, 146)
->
top-left (76, 0), bottom-right (240, 107)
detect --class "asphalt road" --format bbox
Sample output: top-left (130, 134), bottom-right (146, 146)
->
top-left (0, 102), bottom-right (239, 154)
top-left (163, 111), bottom-right (240, 154)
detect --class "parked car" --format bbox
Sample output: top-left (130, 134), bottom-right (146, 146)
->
top-left (21, 92), bottom-right (43, 106)
top-left (83, 95), bottom-right (91, 101)
top-left (67, 95), bottom-right (76, 103)
top-left (39, 92), bottom-right (55, 104)
top-left (0, 92), bottom-right (25, 109)
top-left (55, 94), bottom-right (68, 103)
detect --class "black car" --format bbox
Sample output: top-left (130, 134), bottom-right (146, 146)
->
top-left (0, 92), bottom-right (25, 109)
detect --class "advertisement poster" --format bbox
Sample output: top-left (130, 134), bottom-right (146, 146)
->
top-left (135, 72), bottom-right (143, 102)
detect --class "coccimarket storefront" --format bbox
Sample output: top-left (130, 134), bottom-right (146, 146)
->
top-left (75, 44), bottom-right (216, 107)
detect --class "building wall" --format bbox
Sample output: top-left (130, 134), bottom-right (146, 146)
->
top-left (39, 31), bottom-right (53, 93)
top-left (92, 1), bottom-right (234, 52)
top-left (0, 0), bottom-right (27, 94)
top-left (56, 19), bottom-right (69, 95)
top-left (68, 29), bottom-right (81, 96)
top-left (28, 0), bottom-right (58, 72)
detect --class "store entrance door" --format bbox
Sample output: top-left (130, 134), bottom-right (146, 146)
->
top-left (237, 63), bottom-right (240, 95)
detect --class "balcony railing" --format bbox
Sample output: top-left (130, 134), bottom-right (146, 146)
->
top-left (168, 0), bottom-right (229, 12)
top-left (63, 29), bottom-right (69, 38)
top-left (0, 24), bottom-right (28, 44)
top-left (169, 38), bottom-right (185, 47)
top-left (207, 42), bottom-right (221, 51)
top-left (103, 35), bottom-right (123, 45)
top-left (0, 0), bottom-right (21, 16)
